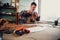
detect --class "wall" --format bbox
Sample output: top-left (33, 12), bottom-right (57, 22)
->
top-left (18, 0), bottom-right (33, 12)
top-left (0, 0), bottom-right (11, 5)
top-left (40, 0), bottom-right (60, 22)
top-left (18, 0), bottom-right (38, 13)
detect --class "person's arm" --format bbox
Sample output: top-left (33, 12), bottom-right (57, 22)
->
top-left (31, 12), bottom-right (40, 22)
top-left (32, 12), bottom-right (38, 20)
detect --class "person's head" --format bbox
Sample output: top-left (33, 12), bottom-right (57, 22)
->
top-left (29, 2), bottom-right (37, 12)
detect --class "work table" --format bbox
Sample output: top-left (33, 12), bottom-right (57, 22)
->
top-left (3, 26), bottom-right (60, 40)
top-left (0, 21), bottom-right (60, 40)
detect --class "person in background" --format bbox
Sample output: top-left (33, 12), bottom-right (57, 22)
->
top-left (18, 2), bottom-right (40, 24)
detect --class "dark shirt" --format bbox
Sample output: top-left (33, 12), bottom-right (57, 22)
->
top-left (18, 10), bottom-right (38, 23)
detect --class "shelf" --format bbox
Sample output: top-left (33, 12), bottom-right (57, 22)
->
top-left (0, 6), bottom-right (16, 10)
top-left (0, 13), bottom-right (16, 16)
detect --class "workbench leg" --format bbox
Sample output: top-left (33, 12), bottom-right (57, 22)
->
top-left (0, 31), bottom-right (3, 40)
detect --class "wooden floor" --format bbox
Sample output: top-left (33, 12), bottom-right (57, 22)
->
top-left (3, 27), bottom-right (60, 40)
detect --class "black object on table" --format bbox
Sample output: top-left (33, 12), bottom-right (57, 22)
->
top-left (54, 20), bottom-right (58, 26)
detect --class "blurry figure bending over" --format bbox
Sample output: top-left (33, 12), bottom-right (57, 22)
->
top-left (18, 2), bottom-right (40, 24)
